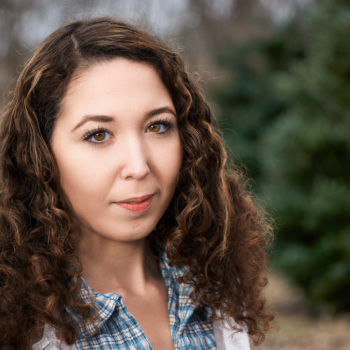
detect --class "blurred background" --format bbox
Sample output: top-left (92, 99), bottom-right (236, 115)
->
top-left (1, 0), bottom-right (349, 348)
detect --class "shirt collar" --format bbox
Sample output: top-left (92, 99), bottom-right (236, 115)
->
top-left (159, 251), bottom-right (199, 334)
top-left (67, 276), bottom-right (122, 337)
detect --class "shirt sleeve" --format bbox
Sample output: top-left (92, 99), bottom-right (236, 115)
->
top-left (213, 318), bottom-right (250, 350)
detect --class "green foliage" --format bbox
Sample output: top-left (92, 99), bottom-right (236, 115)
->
top-left (211, 22), bottom-right (306, 184)
top-left (212, 0), bottom-right (350, 313)
top-left (261, 0), bottom-right (350, 313)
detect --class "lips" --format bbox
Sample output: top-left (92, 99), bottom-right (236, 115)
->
top-left (116, 194), bottom-right (154, 212)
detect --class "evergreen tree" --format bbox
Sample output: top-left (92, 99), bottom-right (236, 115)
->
top-left (211, 23), bottom-right (306, 186)
top-left (212, 0), bottom-right (350, 312)
top-left (261, 0), bottom-right (350, 313)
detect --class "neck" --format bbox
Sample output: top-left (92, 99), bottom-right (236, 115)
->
top-left (78, 232), bottom-right (161, 296)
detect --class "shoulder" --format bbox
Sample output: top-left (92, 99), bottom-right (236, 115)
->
top-left (32, 324), bottom-right (77, 350)
top-left (213, 318), bottom-right (250, 350)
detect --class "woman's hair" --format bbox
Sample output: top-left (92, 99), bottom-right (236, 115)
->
top-left (0, 17), bottom-right (273, 349)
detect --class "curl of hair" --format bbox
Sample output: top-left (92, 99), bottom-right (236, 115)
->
top-left (0, 18), bottom-right (273, 349)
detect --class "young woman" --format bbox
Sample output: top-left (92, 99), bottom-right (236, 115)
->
top-left (0, 18), bottom-right (273, 349)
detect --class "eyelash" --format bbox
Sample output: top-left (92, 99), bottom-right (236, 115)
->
top-left (146, 119), bottom-right (173, 134)
top-left (82, 127), bottom-right (111, 144)
top-left (82, 119), bottom-right (174, 144)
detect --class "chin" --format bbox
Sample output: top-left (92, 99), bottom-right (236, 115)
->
top-left (87, 221), bottom-right (156, 243)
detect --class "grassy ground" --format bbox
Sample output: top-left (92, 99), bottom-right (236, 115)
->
top-left (252, 273), bottom-right (350, 350)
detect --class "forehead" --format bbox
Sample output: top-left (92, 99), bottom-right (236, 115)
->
top-left (65, 58), bottom-right (160, 96)
top-left (56, 58), bottom-right (175, 129)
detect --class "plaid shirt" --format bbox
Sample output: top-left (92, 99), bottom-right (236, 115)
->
top-left (68, 253), bottom-right (217, 349)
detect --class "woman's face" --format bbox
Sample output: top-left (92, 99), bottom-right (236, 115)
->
top-left (51, 58), bottom-right (182, 243)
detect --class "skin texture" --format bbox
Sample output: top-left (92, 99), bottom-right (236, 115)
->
top-left (51, 58), bottom-right (182, 244)
top-left (51, 58), bottom-right (182, 349)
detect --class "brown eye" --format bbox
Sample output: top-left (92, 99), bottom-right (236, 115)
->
top-left (146, 120), bottom-right (172, 134)
top-left (83, 129), bottom-right (111, 143)
top-left (148, 124), bottom-right (160, 133)
top-left (93, 132), bottom-right (106, 141)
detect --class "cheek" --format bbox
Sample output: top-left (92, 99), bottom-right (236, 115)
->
top-left (158, 138), bottom-right (183, 188)
top-left (54, 148), bottom-right (109, 204)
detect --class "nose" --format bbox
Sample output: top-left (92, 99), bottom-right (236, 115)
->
top-left (119, 137), bottom-right (150, 180)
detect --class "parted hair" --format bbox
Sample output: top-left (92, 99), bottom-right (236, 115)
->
top-left (0, 17), bottom-right (273, 349)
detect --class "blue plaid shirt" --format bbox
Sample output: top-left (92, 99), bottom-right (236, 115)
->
top-left (68, 253), bottom-right (216, 349)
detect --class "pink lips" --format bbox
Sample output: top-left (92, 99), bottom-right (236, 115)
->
top-left (116, 194), bottom-right (154, 212)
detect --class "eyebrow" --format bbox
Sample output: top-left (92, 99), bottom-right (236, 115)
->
top-left (72, 107), bottom-right (176, 132)
top-left (147, 107), bottom-right (176, 118)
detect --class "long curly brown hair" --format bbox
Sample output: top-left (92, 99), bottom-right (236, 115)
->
top-left (0, 18), bottom-right (273, 349)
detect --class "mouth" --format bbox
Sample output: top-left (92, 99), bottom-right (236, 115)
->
top-left (115, 194), bottom-right (155, 212)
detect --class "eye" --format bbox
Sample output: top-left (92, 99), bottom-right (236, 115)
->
top-left (82, 128), bottom-right (111, 144)
top-left (146, 120), bottom-right (172, 134)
